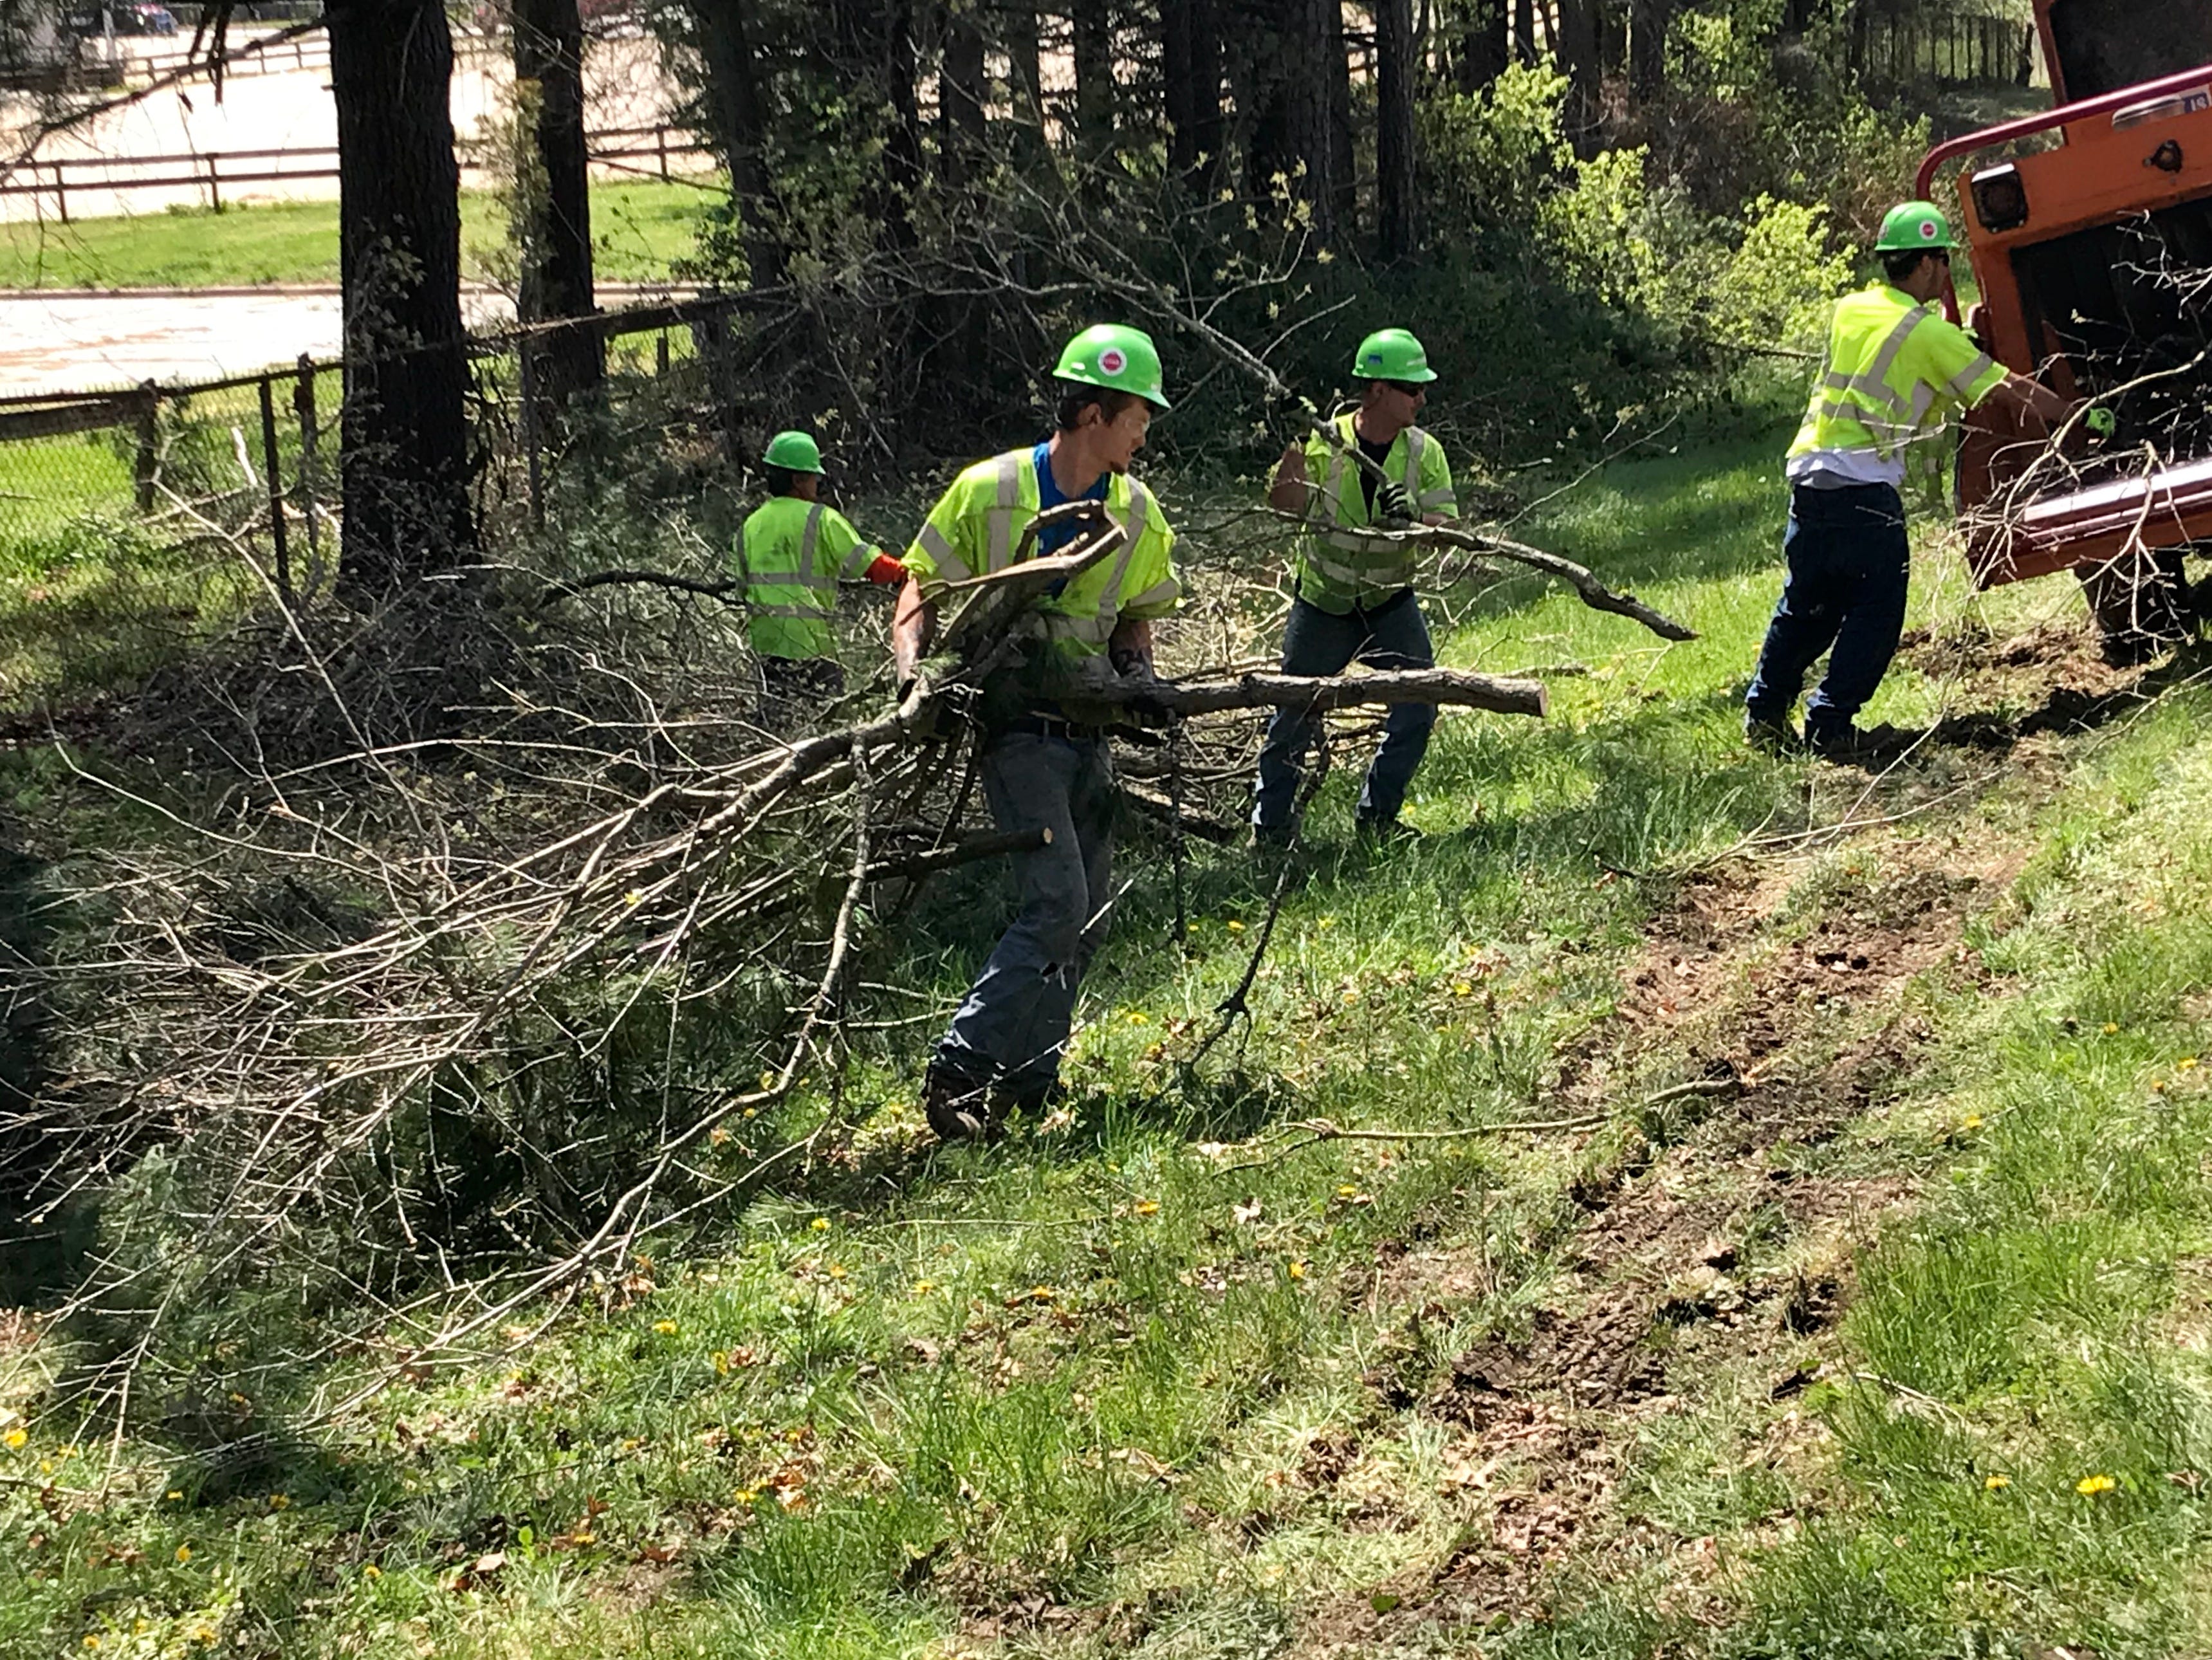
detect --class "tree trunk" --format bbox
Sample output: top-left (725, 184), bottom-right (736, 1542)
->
top-left (513, 0), bottom-right (600, 400)
top-left (1226, 0), bottom-right (1347, 243)
top-left (939, 0), bottom-right (986, 186)
top-left (1628, 0), bottom-right (1671, 105)
top-left (1163, 0), bottom-right (1224, 188)
top-left (1322, 0), bottom-right (1354, 236)
top-left (1556, 0), bottom-right (1601, 148)
top-left (691, 0), bottom-right (785, 287)
top-left (1072, 0), bottom-right (1114, 156)
top-left (1513, 0), bottom-right (1533, 61)
top-left (1004, 1), bottom-right (1046, 156)
top-left (1457, 0), bottom-right (1509, 89)
top-left (1376, 0), bottom-right (1415, 261)
top-left (328, 0), bottom-right (473, 599)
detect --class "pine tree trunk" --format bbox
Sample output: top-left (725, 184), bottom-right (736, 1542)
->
top-left (1628, 0), bottom-right (1672, 105)
top-left (1458, 0), bottom-right (1509, 89)
top-left (692, 0), bottom-right (785, 287)
top-left (1376, 0), bottom-right (1416, 261)
top-left (514, 0), bottom-right (600, 400)
top-left (1072, 0), bottom-right (1114, 156)
top-left (1513, 0), bottom-right (1534, 61)
top-left (328, 0), bottom-right (473, 600)
top-left (1322, 0), bottom-right (1354, 236)
top-left (939, 0), bottom-right (986, 185)
top-left (1005, 2), bottom-right (1046, 156)
top-left (1557, 0), bottom-right (1601, 148)
top-left (1163, 0), bottom-right (1224, 188)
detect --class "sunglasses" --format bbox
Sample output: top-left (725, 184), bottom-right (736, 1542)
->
top-left (1384, 380), bottom-right (1428, 396)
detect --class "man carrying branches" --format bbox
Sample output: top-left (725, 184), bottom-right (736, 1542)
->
top-left (1255, 327), bottom-right (1457, 846)
top-left (892, 326), bottom-right (1181, 1142)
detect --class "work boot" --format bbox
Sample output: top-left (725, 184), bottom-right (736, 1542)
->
top-left (1805, 721), bottom-right (1908, 761)
top-left (1744, 711), bottom-right (1801, 754)
top-left (1251, 820), bottom-right (1295, 853)
top-left (921, 1056), bottom-right (993, 1143)
top-left (1355, 811), bottom-right (1415, 845)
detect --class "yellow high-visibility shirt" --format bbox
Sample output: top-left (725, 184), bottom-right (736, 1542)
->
top-left (1787, 286), bottom-right (2009, 489)
top-left (733, 495), bottom-right (888, 662)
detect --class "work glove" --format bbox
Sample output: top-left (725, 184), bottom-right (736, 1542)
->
top-left (1111, 655), bottom-right (1174, 728)
top-left (1374, 481), bottom-right (1415, 526)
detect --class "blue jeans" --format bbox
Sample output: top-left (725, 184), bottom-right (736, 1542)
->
top-left (936, 732), bottom-right (1117, 1096)
top-left (1746, 483), bottom-right (1910, 741)
top-left (1253, 589), bottom-right (1436, 831)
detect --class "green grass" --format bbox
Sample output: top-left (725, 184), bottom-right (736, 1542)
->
top-left (0, 176), bottom-right (714, 290)
top-left (12, 429), bottom-right (2212, 1657)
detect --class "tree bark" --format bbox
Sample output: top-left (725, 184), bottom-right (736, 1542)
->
top-left (1556, 0), bottom-right (1601, 149)
top-left (691, 0), bottom-right (785, 287)
top-left (1004, 1), bottom-right (1047, 158)
top-left (513, 0), bottom-right (600, 400)
top-left (1321, 0), bottom-right (1354, 236)
top-left (939, 0), bottom-right (986, 185)
top-left (1513, 0), bottom-right (1534, 61)
top-left (1224, 0), bottom-right (1349, 243)
top-left (1163, 0), bottom-right (1224, 189)
top-left (1628, 0), bottom-right (1672, 105)
top-left (1457, 0), bottom-right (1509, 89)
top-left (1071, 0), bottom-right (1114, 156)
top-left (327, 0), bottom-right (473, 599)
top-left (1376, 0), bottom-right (1416, 261)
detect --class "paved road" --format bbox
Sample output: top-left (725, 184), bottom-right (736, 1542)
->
top-left (0, 286), bottom-right (694, 397)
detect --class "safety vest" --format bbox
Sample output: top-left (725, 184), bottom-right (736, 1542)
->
top-left (905, 447), bottom-right (1180, 672)
top-left (1790, 286), bottom-right (2006, 468)
top-left (1292, 412), bottom-right (1457, 614)
top-left (735, 495), bottom-right (880, 661)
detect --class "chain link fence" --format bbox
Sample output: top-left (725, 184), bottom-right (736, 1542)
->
top-left (0, 295), bottom-right (757, 699)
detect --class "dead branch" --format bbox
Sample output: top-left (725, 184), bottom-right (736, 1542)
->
top-left (1098, 666), bottom-right (1548, 720)
top-left (542, 570), bottom-right (739, 603)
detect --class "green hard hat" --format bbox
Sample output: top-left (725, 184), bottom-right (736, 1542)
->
top-left (762, 430), bottom-right (824, 473)
top-left (1053, 324), bottom-right (1170, 410)
top-left (1875, 200), bottom-right (1957, 254)
top-left (1353, 327), bottom-right (1437, 385)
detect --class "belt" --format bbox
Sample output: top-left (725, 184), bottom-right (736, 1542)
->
top-left (990, 712), bottom-right (1107, 743)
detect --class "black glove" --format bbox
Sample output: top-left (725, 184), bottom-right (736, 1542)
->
top-left (1374, 481), bottom-right (1414, 526)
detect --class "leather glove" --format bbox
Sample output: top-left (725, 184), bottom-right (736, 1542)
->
top-left (1374, 481), bottom-right (1414, 526)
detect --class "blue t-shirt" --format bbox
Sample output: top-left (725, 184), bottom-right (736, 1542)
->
top-left (1032, 439), bottom-right (1111, 558)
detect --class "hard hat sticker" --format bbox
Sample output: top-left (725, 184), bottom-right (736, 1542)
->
top-left (1100, 349), bottom-right (1127, 374)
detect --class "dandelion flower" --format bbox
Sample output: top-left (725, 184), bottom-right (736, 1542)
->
top-left (1452, 982), bottom-right (1473, 997)
top-left (2077, 1473), bottom-right (2117, 1495)
top-left (913, 1280), bottom-right (935, 1295)
top-left (362, 1564), bottom-right (381, 1579)
top-left (1226, 920), bottom-right (1246, 934)
top-left (1336, 1184), bottom-right (1359, 1199)
top-left (175, 1544), bottom-right (192, 1563)
top-left (653, 1320), bottom-right (678, 1335)
top-left (3, 1429), bottom-right (24, 1450)
top-left (1287, 1260), bottom-right (1309, 1280)
top-left (268, 1494), bottom-right (290, 1511)
top-left (1126, 1011), bottom-right (1150, 1025)
top-left (623, 890), bottom-right (643, 907)
top-left (1030, 1286), bottom-right (1055, 1302)
top-left (1318, 916), bottom-right (1336, 930)
top-left (811, 1217), bottom-right (830, 1232)
top-left (2182, 1057), bottom-right (2200, 1071)
top-left (1960, 1114), bottom-right (1984, 1130)
top-left (1134, 1200), bottom-right (1161, 1217)
top-left (1342, 990), bottom-right (1360, 1005)
top-left (167, 1490), bottom-right (183, 1502)
top-left (827, 1264), bottom-right (847, 1280)
top-left (2104, 1023), bottom-right (2119, 1035)
top-left (1984, 1474), bottom-right (2009, 1490)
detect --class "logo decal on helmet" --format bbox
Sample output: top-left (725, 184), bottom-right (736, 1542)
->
top-left (1921, 220), bottom-right (1937, 239)
top-left (1099, 348), bottom-right (1127, 374)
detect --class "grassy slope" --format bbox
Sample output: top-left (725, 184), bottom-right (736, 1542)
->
top-left (8, 433), bottom-right (2212, 1658)
top-left (0, 176), bottom-right (712, 290)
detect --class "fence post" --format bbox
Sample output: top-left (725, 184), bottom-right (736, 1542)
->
top-left (133, 381), bottom-right (159, 513)
top-left (294, 353), bottom-right (319, 575)
top-left (206, 154), bottom-right (222, 213)
top-left (656, 330), bottom-right (670, 377)
top-left (657, 127), bottom-right (668, 179)
top-left (50, 160), bottom-right (68, 225)
top-left (517, 333), bottom-right (545, 529)
top-left (258, 374), bottom-right (293, 605)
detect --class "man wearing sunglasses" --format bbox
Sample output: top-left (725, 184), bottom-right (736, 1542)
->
top-left (1255, 327), bottom-right (1457, 844)
top-left (1745, 199), bottom-right (2072, 758)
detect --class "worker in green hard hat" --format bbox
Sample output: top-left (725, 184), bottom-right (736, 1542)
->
top-left (892, 324), bottom-right (1181, 1141)
top-left (734, 429), bottom-right (905, 709)
top-left (1254, 326), bottom-right (1458, 845)
top-left (1746, 200), bottom-right (2079, 757)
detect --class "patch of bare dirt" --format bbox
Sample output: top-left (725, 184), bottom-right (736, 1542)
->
top-left (1296, 825), bottom-right (2020, 1654)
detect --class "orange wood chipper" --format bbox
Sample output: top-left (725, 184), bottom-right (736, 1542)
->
top-left (1932, 0), bottom-right (2212, 656)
